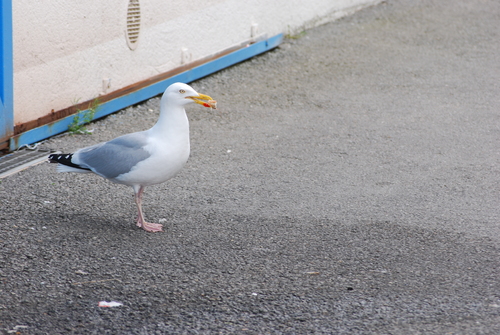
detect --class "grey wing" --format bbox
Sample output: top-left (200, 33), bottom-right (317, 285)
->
top-left (74, 131), bottom-right (151, 179)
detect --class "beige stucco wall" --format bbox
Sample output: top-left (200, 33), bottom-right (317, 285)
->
top-left (13, 0), bottom-right (379, 124)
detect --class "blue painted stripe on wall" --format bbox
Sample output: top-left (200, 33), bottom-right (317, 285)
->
top-left (9, 34), bottom-right (283, 151)
top-left (1, 0), bottom-right (14, 142)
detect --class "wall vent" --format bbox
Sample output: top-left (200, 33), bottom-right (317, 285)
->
top-left (126, 0), bottom-right (141, 50)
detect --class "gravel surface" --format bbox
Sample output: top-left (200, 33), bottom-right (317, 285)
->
top-left (1, 0), bottom-right (499, 333)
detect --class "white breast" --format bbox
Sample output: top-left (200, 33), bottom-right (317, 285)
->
top-left (115, 130), bottom-right (190, 186)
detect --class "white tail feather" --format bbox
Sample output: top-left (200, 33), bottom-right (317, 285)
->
top-left (56, 164), bottom-right (92, 173)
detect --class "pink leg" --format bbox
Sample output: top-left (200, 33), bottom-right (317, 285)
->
top-left (135, 186), bottom-right (145, 228)
top-left (133, 185), bottom-right (163, 232)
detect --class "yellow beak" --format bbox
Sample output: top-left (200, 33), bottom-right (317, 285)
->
top-left (186, 94), bottom-right (217, 109)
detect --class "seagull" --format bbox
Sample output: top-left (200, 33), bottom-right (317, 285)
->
top-left (48, 82), bottom-right (217, 232)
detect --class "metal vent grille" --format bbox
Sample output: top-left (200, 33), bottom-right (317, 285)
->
top-left (0, 149), bottom-right (54, 179)
top-left (126, 0), bottom-right (141, 50)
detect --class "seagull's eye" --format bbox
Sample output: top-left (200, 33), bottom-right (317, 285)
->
top-left (179, 89), bottom-right (186, 94)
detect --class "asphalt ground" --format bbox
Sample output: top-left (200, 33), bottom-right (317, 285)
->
top-left (1, 0), bottom-right (499, 333)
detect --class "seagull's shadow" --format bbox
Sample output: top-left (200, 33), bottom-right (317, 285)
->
top-left (39, 210), bottom-right (137, 235)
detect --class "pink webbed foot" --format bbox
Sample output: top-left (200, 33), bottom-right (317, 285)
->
top-left (136, 217), bottom-right (163, 232)
top-left (139, 221), bottom-right (163, 233)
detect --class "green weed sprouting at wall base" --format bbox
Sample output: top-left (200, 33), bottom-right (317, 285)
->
top-left (285, 25), bottom-right (306, 39)
top-left (68, 98), bottom-right (101, 134)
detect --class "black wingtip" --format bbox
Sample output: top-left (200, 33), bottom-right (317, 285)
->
top-left (48, 153), bottom-right (62, 163)
top-left (48, 153), bottom-right (72, 163)
top-left (48, 153), bottom-right (91, 171)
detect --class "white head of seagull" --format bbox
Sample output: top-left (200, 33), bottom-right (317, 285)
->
top-left (48, 82), bottom-right (216, 233)
top-left (163, 82), bottom-right (217, 108)
top-left (152, 83), bottom-right (216, 134)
